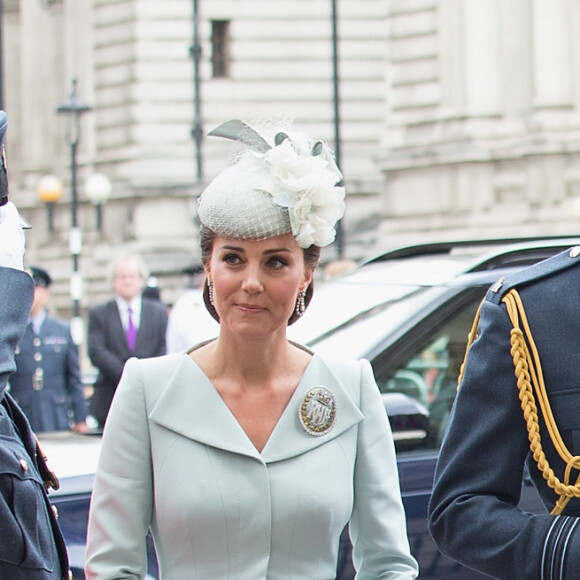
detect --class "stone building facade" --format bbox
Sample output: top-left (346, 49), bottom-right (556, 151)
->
top-left (379, 0), bottom-right (580, 245)
top-left (4, 0), bottom-right (580, 322)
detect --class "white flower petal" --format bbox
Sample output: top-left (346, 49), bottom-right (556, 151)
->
top-left (264, 137), bottom-right (344, 248)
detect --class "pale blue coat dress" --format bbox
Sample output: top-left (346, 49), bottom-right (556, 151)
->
top-left (85, 348), bottom-right (418, 579)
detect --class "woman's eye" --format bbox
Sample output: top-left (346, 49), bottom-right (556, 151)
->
top-left (267, 256), bottom-right (288, 269)
top-left (223, 253), bottom-right (242, 265)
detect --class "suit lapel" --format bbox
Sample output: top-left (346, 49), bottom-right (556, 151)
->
top-left (148, 355), bottom-right (364, 463)
top-left (134, 301), bottom-right (163, 355)
top-left (134, 301), bottom-right (147, 351)
top-left (108, 300), bottom-right (130, 355)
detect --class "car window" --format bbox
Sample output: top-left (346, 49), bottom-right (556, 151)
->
top-left (374, 295), bottom-right (482, 452)
top-left (304, 285), bottom-right (451, 360)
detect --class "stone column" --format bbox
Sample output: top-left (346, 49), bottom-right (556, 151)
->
top-left (532, 0), bottom-right (573, 108)
top-left (461, 0), bottom-right (501, 116)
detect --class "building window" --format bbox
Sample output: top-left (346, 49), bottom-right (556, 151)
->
top-left (211, 20), bottom-right (230, 79)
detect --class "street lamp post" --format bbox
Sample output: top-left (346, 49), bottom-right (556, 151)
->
top-left (331, 0), bottom-right (344, 259)
top-left (190, 0), bottom-right (203, 182)
top-left (57, 78), bottom-right (91, 345)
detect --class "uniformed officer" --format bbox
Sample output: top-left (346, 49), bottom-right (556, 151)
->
top-left (10, 266), bottom-right (89, 433)
top-left (428, 245), bottom-right (580, 579)
top-left (0, 109), bottom-right (70, 578)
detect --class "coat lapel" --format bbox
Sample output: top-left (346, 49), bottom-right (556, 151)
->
top-left (147, 354), bottom-right (364, 463)
top-left (148, 356), bottom-right (262, 459)
top-left (262, 356), bottom-right (363, 462)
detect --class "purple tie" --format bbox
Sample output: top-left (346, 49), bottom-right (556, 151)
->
top-left (126, 307), bottom-right (137, 350)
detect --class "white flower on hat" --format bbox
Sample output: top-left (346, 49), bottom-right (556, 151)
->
top-left (265, 138), bottom-right (346, 248)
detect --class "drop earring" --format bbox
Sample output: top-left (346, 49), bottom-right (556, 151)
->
top-left (295, 288), bottom-right (306, 317)
top-left (208, 279), bottom-right (215, 306)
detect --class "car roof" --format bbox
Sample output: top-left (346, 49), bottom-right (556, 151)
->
top-left (289, 236), bottom-right (580, 345)
top-left (360, 235), bottom-right (580, 270)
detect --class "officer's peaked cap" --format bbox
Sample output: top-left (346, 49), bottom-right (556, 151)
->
top-left (29, 266), bottom-right (52, 288)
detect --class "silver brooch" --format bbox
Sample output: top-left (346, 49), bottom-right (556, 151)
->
top-left (299, 386), bottom-right (337, 436)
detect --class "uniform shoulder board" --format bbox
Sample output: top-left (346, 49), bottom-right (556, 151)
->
top-left (486, 245), bottom-right (580, 305)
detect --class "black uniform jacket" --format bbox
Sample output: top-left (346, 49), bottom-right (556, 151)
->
top-left (0, 267), bottom-right (69, 579)
top-left (428, 246), bottom-right (580, 580)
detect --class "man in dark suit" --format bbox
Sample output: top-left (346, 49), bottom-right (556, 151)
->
top-left (10, 266), bottom-right (89, 433)
top-left (0, 108), bottom-right (70, 578)
top-left (88, 253), bottom-right (168, 428)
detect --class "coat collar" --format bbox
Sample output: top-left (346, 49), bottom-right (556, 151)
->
top-left (148, 354), bottom-right (363, 463)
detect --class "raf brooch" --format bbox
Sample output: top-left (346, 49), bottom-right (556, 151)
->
top-left (299, 386), bottom-right (337, 436)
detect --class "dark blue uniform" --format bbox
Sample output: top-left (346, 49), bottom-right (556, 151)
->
top-left (428, 246), bottom-right (580, 579)
top-left (10, 315), bottom-right (87, 432)
top-left (0, 267), bottom-right (69, 579)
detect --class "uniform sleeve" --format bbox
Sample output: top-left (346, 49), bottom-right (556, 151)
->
top-left (85, 358), bottom-right (152, 579)
top-left (427, 299), bottom-right (580, 579)
top-left (0, 268), bottom-right (33, 392)
top-left (349, 359), bottom-right (419, 579)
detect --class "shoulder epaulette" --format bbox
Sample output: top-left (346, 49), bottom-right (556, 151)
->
top-left (486, 245), bottom-right (580, 305)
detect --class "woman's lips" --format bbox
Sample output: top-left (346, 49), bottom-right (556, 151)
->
top-left (236, 302), bottom-right (265, 313)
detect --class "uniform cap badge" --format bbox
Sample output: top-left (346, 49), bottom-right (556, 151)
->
top-left (299, 386), bottom-right (337, 436)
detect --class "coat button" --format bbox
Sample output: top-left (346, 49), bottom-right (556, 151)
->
top-left (569, 246), bottom-right (580, 258)
top-left (19, 458), bottom-right (28, 471)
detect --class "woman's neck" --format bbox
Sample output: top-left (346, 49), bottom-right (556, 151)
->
top-left (193, 330), bottom-right (309, 388)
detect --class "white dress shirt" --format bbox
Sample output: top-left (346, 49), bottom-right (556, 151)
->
top-left (115, 296), bottom-right (141, 332)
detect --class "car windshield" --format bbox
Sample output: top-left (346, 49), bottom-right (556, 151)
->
top-left (288, 254), bottom-right (474, 346)
top-left (302, 284), bottom-right (452, 360)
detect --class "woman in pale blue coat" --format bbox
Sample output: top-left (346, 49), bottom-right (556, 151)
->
top-left (85, 118), bottom-right (419, 580)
